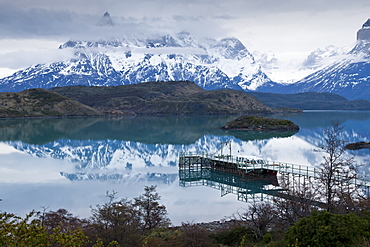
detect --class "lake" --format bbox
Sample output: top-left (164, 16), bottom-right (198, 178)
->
top-left (0, 111), bottom-right (370, 225)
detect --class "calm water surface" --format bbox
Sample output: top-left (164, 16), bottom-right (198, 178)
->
top-left (0, 111), bottom-right (369, 225)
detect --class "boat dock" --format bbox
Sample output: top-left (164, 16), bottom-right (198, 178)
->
top-left (178, 152), bottom-right (370, 201)
top-left (179, 152), bottom-right (320, 179)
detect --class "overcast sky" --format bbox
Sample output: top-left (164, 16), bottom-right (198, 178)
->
top-left (0, 0), bottom-right (369, 78)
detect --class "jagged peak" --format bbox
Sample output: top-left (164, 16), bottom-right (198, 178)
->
top-left (362, 19), bottom-right (370, 29)
top-left (357, 19), bottom-right (370, 41)
top-left (97, 12), bottom-right (114, 27)
top-left (218, 37), bottom-right (245, 49)
top-left (211, 37), bottom-right (253, 61)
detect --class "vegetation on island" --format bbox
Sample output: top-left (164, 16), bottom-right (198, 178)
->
top-left (345, 141), bottom-right (370, 150)
top-left (2, 122), bottom-right (370, 246)
top-left (221, 114), bottom-right (299, 132)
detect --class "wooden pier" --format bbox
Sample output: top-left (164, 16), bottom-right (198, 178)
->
top-left (179, 152), bottom-right (320, 179)
top-left (178, 152), bottom-right (370, 202)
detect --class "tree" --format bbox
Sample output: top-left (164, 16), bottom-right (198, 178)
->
top-left (238, 202), bottom-right (275, 240)
top-left (133, 186), bottom-right (171, 231)
top-left (317, 122), bottom-right (357, 212)
top-left (89, 191), bottom-right (142, 246)
top-left (38, 208), bottom-right (89, 235)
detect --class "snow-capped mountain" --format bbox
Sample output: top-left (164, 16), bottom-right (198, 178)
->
top-left (300, 45), bottom-right (348, 71)
top-left (0, 13), bottom-right (276, 93)
top-left (278, 19), bottom-right (370, 101)
top-left (252, 46), bottom-right (347, 85)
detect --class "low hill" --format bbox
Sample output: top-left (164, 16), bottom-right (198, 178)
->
top-left (51, 81), bottom-right (275, 115)
top-left (247, 92), bottom-right (370, 110)
top-left (0, 88), bottom-right (103, 118)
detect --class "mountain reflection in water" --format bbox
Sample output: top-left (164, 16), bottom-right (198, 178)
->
top-left (0, 112), bottom-right (370, 225)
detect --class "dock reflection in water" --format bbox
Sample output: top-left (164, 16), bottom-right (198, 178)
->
top-left (179, 156), bottom-right (282, 203)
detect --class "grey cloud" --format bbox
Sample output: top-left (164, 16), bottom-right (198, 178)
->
top-left (0, 2), bottom-right (229, 42)
top-left (0, 3), bottom-right (97, 39)
top-left (214, 15), bottom-right (237, 20)
top-left (2, 0), bottom-right (369, 42)
top-left (0, 48), bottom-right (76, 69)
top-left (0, 0), bottom-right (369, 62)
top-left (172, 15), bottom-right (205, 22)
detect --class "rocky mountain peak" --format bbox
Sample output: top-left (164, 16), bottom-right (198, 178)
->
top-left (97, 12), bottom-right (114, 27)
top-left (212, 37), bottom-right (252, 60)
top-left (217, 38), bottom-right (246, 52)
top-left (357, 19), bottom-right (370, 41)
top-left (362, 19), bottom-right (370, 28)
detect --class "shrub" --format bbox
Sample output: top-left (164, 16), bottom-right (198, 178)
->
top-left (284, 211), bottom-right (370, 247)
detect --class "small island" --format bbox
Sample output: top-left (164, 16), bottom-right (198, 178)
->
top-left (221, 115), bottom-right (299, 132)
top-left (345, 141), bottom-right (370, 150)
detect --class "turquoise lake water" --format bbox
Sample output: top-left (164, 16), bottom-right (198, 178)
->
top-left (0, 111), bottom-right (369, 225)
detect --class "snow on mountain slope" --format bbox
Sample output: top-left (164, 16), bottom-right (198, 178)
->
top-left (282, 40), bottom-right (370, 100)
top-left (0, 17), bottom-right (275, 93)
top-left (300, 45), bottom-right (348, 71)
top-left (253, 46), bottom-right (348, 85)
top-left (268, 19), bottom-right (370, 100)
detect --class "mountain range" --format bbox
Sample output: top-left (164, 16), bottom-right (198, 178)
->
top-left (0, 13), bottom-right (369, 101)
top-left (0, 12), bottom-right (276, 93)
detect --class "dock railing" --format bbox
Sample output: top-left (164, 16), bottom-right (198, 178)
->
top-left (179, 152), bottom-right (370, 189)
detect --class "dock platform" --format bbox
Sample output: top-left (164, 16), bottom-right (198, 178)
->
top-left (179, 152), bottom-right (370, 192)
